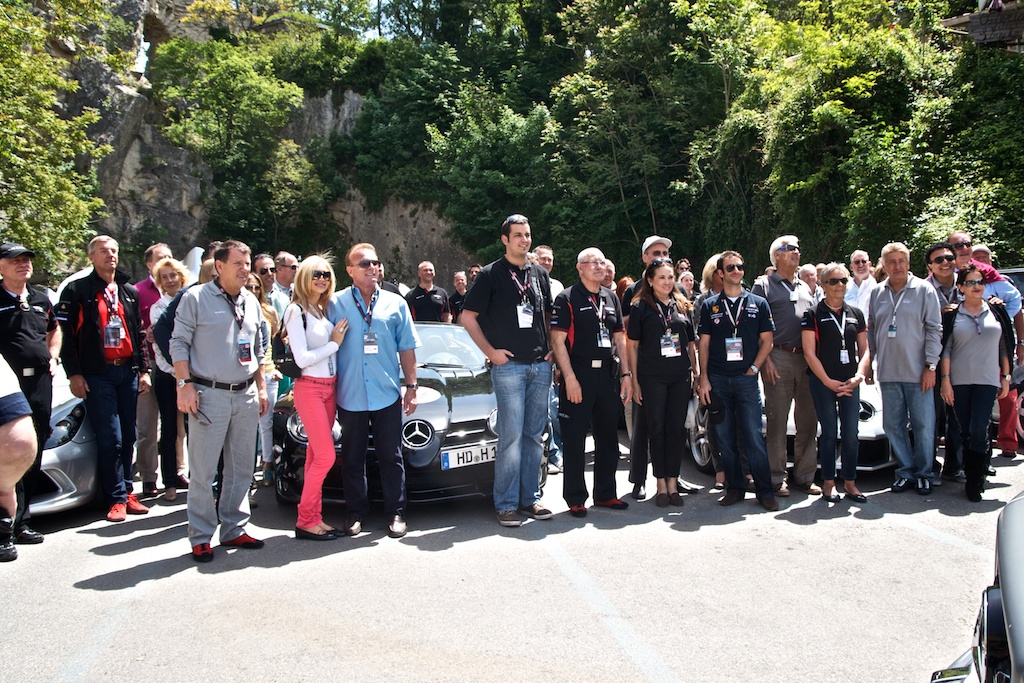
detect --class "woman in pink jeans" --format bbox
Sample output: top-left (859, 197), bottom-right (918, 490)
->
top-left (284, 256), bottom-right (349, 540)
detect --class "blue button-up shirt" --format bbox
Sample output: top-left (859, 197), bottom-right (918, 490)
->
top-left (327, 286), bottom-right (420, 412)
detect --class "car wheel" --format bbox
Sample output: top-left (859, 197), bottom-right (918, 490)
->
top-left (687, 401), bottom-right (716, 475)
top-left (274, 457), bottom-right (301, 506)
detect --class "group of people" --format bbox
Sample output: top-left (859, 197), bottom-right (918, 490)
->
top-left (1, 218), bottom-right (1021, 562)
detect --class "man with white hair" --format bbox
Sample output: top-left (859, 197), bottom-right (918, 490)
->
top-left (845, 249), bottom-right (876, 316)
top-left (798, 263), bottom-right (822, 303)
top-left (751, 235), bottom-right (820, 496)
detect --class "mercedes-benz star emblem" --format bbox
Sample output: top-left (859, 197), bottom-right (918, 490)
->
top-left (402, 420), bottom-right (434, 449)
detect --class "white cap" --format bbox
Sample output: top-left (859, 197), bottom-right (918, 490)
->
top-left (641, 235), bottom-right (672, 256)
top-left (973, 244), bottom-right (992, 256)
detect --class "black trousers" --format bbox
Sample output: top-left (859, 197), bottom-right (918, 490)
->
top-left (558, 362), bottom-right (621, 507)
top-left (339, 399), bottom-right (407, 516)
top-left (629, 400), bottom-right (649, 484)
top-left (639, 373), bottom-right (691, 479)
top-left (15, 370), bottom-right (53, 529)
top-left (153, 370), bottom-right (182, 486)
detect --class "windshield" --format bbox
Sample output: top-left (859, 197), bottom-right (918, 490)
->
top-left (414, 324), bottom-right (488, 368)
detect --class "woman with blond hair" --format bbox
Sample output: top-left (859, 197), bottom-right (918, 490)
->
top-left (284, 256), bottom-right (349, 539)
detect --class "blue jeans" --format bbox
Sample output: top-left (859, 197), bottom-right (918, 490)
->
top-left (881, 382), bottom-right (935, 481)
top-left (710, 373), bottom-right (773, 498)
top-left (547, 382), bottom-right (562, 466)
top-left (808, 375), bottom-right (859, 481)
top-left (491, 361), bottom-right (552, 512)
top-left (952, 384), bottom-right (998, 454)
top-left (83, 364), bottom-right (139, 505)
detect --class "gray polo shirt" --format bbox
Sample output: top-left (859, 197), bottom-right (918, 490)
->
top-left (941, 304), bottom-right (1006, 388)
top-left (170, 279), bottom-right (265, 384)
top-left (751, 273), bottom-right (815, 348)
top-left (867, 274), bottom-right (942, 383)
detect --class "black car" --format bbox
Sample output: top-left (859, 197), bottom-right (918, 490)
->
top-left (272, 322), bottom-right (548, 506)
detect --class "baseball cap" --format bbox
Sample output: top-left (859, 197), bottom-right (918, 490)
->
top-left (0, 243), bottom-right (35, 260)
top-left (641, 235), bottom-right (672, 256)
top-left (973, 244), bottom-right (992, 257)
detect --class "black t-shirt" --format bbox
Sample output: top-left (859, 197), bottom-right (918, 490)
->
top-left (801, 301), bottom-right (866, 381)
top-left (551, 283), bottom-right (623, 364)
top-left (627, 298), bottom-right (695, 378)
top-left (0, 286), bottom-right (57, 371)
top-left (405, 285), bottom-right (450, 322)
top-left (380, 281), bottom-right (401, 295)
top-left (449, 290), bottom-right (466, 322)
top-left (697, 291), bottom-right (775, 376)
top-left (462, 256), bottom-right (553, 362)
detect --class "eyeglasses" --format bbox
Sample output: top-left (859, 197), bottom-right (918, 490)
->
top-left (826, 277), bottom-right (849, 286)
top-left (258, 267), bottom-right (276, 275)
top-left (580, 260), bottom-right (607, 268)
top-left (725, 263), bottom-right (744, 273)
top-left (276, 263), bottom-right (298, 270)
top-left (245, 284), bottom-right (260, 292)
top-left (962, 278), bottom-right (985, 288)
top-left (354, 259), bottom-right (381, 269)
top-left (930, 254), bottom-right (955, 264)
top-left (852, 259), bottom-right (869, 266)
top-left (777, 244), bottom-right (800, 252)
top-left (952, 241), bottom-right (973, 251)
top-left (648, 250), bottom-right (669, 257)
top-left (311, 270), bottom-right (331, 281)
top-left (650, 258), bottom-right (673, 268)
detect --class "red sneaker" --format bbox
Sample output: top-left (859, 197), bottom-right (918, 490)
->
top-left (191, 543), bottom-right (213, 563)
top-left (125, 494), bottom-right (150, 515)
top-left (221, 532), bottom-right (264, 549)
top-left (106, 503), bottom-right (127, 522)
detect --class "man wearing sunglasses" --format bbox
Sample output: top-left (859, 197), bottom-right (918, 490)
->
top-left (949, 230), bottom-right (1024, 456)
top-left (254, 253), bottom-right (276, 294)
top-left (751, 235), bottom-right (820, 497)
top-left (844, 249), bottom-right (877, 317)
top-left (697, 251), bottom-right (778, 511)
top-left (273, 251), bottom-right (298, 301)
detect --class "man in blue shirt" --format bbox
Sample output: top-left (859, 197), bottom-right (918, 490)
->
top-left (328, 243), bottom-right (420, 539)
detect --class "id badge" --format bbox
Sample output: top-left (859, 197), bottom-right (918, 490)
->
top-left (887, 323), bottom-right (897, 338)
top-left (363, 332), bottom-right (379, 355)
top-left (839, 349), bottom-right (850, 364)
top-left (789, 289), bottom-right (798, 302)
top-left (237, 336), bottom-right (252, 364)
top-left (517, 302), bottom-right (534, 329)
top-left (104, 315), bottom-right (123, 348)
top-left (598, 325), bottom-right (612, 348)
top-left (660, 333), bottom-right (681, 358)
top-left (726, 336), bottom-right (743, 362)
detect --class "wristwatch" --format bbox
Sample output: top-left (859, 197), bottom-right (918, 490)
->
top-left (404, 383), bottom-right (418, 390)
top-left (750, 364), bottom-right (759, 374)
top-left (1005, 374), bottom-right (1013, 382)
top-left (925, 363), bottom-right (937, 371)
top-left (620, 372), bottom-right (632, 378)
top-left (177, 378), bottom-right (192, 389)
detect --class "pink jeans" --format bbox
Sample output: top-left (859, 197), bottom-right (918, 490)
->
top-left (294, 376), bottom-right (338, 529)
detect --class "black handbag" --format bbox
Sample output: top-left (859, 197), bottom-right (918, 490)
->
top-left (272, 310), bottom-right (306, 379)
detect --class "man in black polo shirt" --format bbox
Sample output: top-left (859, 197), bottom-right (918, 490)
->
top-left (405, 260), bottom-right (451, 322)
top-left (461, 214), bottom-right (555, 527)
top-left (550, 247), bottom-right (632, 517)
top-left (0, 243), bottom-right (61, 544)
top-left (696, 250), bottom-right (778, 512)
top-left (449, 271), bottom-right (468, 323)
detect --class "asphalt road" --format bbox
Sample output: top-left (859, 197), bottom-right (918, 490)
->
top-left (2, 439), bottom-right (1020, 683)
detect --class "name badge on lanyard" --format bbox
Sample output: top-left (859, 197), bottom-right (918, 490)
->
top-left (517, 301), bottom-right (534, 328)
top-left (661, 332), bottom-right (681, 357)
top-left (789, 287), bottom-right (798, 302)
top-left (104, 315), bottom-right (123, 348)
top-left (598, 324), bottom-right (612, 348)
top-left (237, 336), bottom-right (252, 363)
top-left (726, 337), bottom-right (743, 362)
top-left (363, 332), bottom-right (379, 354)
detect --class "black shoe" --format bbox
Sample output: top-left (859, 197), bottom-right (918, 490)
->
top-left (142, 481), bottom-right (159, 495)
top-left (295, 527), bottom-right (338, 541)
top-left (916, 477), bottom-right (932, 496)
top-left (569, 504), bottom-right (587, 518)
top-left (988, 466), bottom-right (997, 476)
top-left (343, 514), bottom-right (362, 536)
top-left (676, 481), bottom-right (701, 494)
top-left (845, 492), bottom-right (868, 504)
top-left (630, 483), bottom-right (646, 501)
top-left (388, 514), bottom-right (408, 538)
top-left (719, 490), bottom-right (745, 506)
top-left (0, 515), bottom-right (15, 562)
top-left (13, 527), bottom-right (43, 544)
top-left (172, 474), bottom-right (190, 489)
top-left (757, 495), bottom-right (779, 512)
top-left (891, 478), bottom-right (913, 493)
top-left (941, 470), bottom-right (967, 483)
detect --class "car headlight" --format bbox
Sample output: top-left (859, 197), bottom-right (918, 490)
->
top-left (46, 403), bottom-right (86, 449)
top-left (286, 412), bottom-right (308, 444)
top-left (486, 408), bottom-right (499, 436)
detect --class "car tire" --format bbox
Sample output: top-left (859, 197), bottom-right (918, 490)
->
top-left (687, 402), bottom-right (716, 475)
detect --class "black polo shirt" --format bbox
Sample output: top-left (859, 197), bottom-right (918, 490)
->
top-left (463, 256), bottom-right (552, 362)
top-left (449, 290), bottom-right (466, 322)
top-left (405, 285), bottom-right (450, 322)
top-left (627, 298), bottom-right (695, 378)
top-left (801, 301), bottom-right (865, 381)
top-left (551, 283), bottom-right (623, 364)
top-left (697, 291), bottom-right (774, 376)
top-left (0, 286), bottom-right (57, 372)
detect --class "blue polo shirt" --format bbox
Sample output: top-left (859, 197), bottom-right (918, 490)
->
top-left (327, 286), bottom-right (420, 412)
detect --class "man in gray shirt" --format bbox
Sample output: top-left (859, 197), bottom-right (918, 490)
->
top-left (867, 242), bottom-right (942, 496)
top-left (752, 235), bottom-right (820, 497)
top-left (171, 240), bottom-right (269, 562)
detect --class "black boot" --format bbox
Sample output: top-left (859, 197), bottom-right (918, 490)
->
top-left (0, 510), bottom-right (16, 562)
top-left (963, 449), bottom-right (985, 503)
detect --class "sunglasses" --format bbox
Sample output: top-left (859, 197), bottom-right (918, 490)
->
top-left (648, 250), bottom-right (669, 257)
top-left (962, 278), bottom-right (985, 288)
top-left (951, 241), bottom-right (973, 250)
top-left (725, 263), bottom-right (744, 273)
top-left (852, 259), bottom-right (869, 266)
top-left (826, 277), bottom-right (849, 286)
top-left (311, 270), bottom-right (331, 281)
top-left (777, 244), bottom-right (800, 252)
top-left (277, 263), bottom-right (298, 270)
top-left (258, 267), bottom-right (276, 275)
top-left (650, 258), bottom-right (673, 268)
top-left (930, 254), bottom-right (955, 264)
top-left (354, 259), bottom-right (381, 269)
top-left (245, 284), bottom-right (260, 292)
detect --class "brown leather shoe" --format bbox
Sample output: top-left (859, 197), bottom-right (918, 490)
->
top-left (388, 515), bottom-right (407, 538)
top-left (719, 490), bottom-right (745, 506)
top-left (758, 495), bottom-right (780, 512)
top-left (343, 514), bottom-right (363, 536)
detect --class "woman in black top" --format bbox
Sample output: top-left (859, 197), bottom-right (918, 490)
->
top-left (801, 263), bottom-right (872, 504)
top-left (626, 259), bottom-right (697, 507)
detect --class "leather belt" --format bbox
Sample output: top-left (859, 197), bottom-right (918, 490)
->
top-left (774, 344), bottom-right (803, 354)
top-left (191, 376), bottom-right (255, 392)
top-left (107, 357), bottom-right (132, 366)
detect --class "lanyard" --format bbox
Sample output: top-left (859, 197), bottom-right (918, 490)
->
top-left (886, 287), bottom-right (908, 327)
top-left (508, 265), bottom-right (532, 302)
top-left (589, 291), bottom-right (606, 324)
top-left (216, 281), bottom-right (245, 331)
top-left (103, 284), bottom-right (119, 316)
top-left (352, 287), bottom-right (378, 327)
top-left (655, 299), bottom-right (674, 332)
top-left (825, 306), bottom-right (848, 349)
top-left (723, 295), bottom-right (746, 335)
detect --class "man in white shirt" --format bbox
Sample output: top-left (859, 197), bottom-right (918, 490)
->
top-left (844, 249), bottom-right (876, 316)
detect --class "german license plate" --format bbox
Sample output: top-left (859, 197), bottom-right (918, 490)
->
top-left (441, 444), bottom-right (497, 470)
